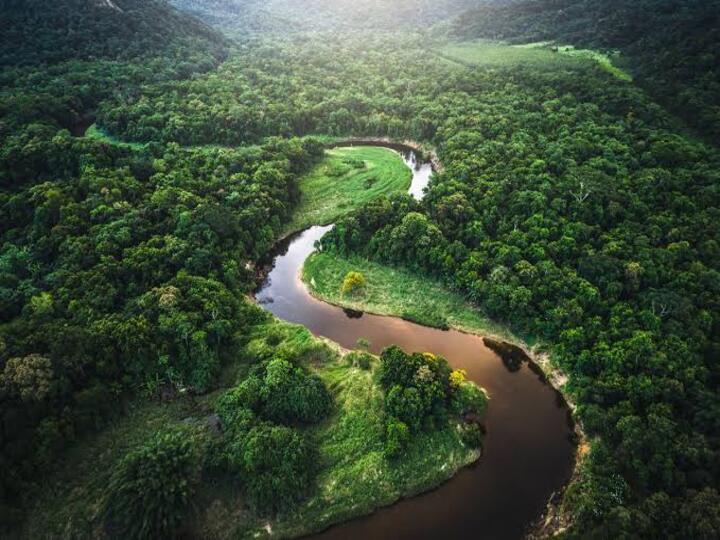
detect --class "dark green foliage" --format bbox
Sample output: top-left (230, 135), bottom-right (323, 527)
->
top-left (379, 347), bottom-right (457, 436)
top-left (386, 385), bottom-right (427, 433)
top-left (104, 427), bottom-right (199, 539)
top-left (212, 350), bottom-right (332, 515)
top-left (451, 0), bottom-right (720, 144)
top-left (261, 358), bottom-right (332, 424)
top-left (234, 424), bottom-right (315, 514)
top-left (216, 392), bottom-right (258, 436)
top-left (1, 0), bottom-right (227, 67)
top-left (458, 423), bottom-right (483, 448)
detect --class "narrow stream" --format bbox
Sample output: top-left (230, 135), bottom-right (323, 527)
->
top-left (256, 146), bottom-right (576, 539)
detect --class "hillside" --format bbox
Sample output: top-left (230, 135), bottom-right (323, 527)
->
top-left (170, 0), bottom-right (482, 33)
top-left (1, 0), bottom-right (228, 66)
top-left (451, 0), bottom-right (720, 144)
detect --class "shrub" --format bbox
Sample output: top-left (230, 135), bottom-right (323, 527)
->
top-left (216, 389), bottom-right (257, 435)
top-left (385, 385), bottom-right (427, 433)
top-left (341, 271), bottom-right (366, 296)
top-left (385, 417), bottom-right (410, 458)
top-left (238, 424), bottom-right (314, 514)
top-left (459, 422), bottom-right (484, 448)
top-left (378, 345), bottom-right (421, 388)
top-left (346, 350), bottom-right (373, 370)
top-left (451, 381), bottom-right (488, 417)
top-left (261, 358), bottom-right (332, 424)
top-left (342, 157), bottom-right (365, 169)
top-left (105, 427), bottom-right (199, 539)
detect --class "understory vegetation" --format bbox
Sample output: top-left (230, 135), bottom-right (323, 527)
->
top-left (2, 0), bottom-right (720, 537)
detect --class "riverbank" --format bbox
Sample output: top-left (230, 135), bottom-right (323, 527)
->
top-left (22, 317), bottom-right (483, 539)
top-left (285, 146), bottom-right (412, 235)
top-left (302, 250), bottom-right (587, 537)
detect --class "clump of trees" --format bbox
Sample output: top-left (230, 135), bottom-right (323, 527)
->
top-left (378, 346), bottom-right (487, 457)
top-left (212, 358), bottom-right (331, 513)
top-left (104, 426), bottom-right (201, 539)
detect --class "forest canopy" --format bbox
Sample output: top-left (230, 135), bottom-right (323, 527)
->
top-left (1, 0), bottom-right (720, 538)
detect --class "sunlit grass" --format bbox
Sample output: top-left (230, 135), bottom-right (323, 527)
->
top-left (436, 40), bottom-right (631, 81)
top-left (303, 252), bottom-right (518, 341)
top-left (436, 40), bottom-right (581, 68)
top-left (285, 146), bottom-right (412, 235)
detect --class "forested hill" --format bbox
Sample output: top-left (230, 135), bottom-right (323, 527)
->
top-left (451, 0), bottom-right (720, 144)
top-left (0, 0), bottom-right (228, 66)
top-left (169, 0), bottom-right (482, 34)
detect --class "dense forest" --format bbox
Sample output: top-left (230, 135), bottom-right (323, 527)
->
top-left (2, 0), bottom-right (720, 538)
top-left (451, 0), bottom-right (720, 144)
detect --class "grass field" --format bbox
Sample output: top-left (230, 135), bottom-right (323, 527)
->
top-left (303, 252), bottom-right (521, 343)
top-left (436, 40), bottom-right (631, 81)
top-left (436, 40), bottom-right (582, 69)
top-left (285, 146), bottom-right (412, 235)
top-left (84, 123), bottom-right (148, 150)
top-left (24, 319), bottom-right (478, 539)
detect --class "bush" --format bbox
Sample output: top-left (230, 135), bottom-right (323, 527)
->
top-left (105, 427), bottom-right (199, 539)
top-left (216, 388), bottom-right (258, 435)
top-left (341, 271), bottom-right (366, 296)
top-left (385, 385), bottom-right (427, 433)
top-left (237, 424), bottom-right (314, 514)
top-left (385, 417), bottom-right (410, 458)
top-left (261, 358), bottom-right (332, 424)
top-left (346, 350), bottom-right (373, 370)
top-left (458, 422), bottom-right (484, 448)
top-left (451, 381), bottom-right (488, 417)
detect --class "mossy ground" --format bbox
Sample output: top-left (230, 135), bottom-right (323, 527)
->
top-left (285, 146), bottom-right (412, 234)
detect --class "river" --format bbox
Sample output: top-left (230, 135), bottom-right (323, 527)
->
top-left (255, 146), bottom-right (576, 539)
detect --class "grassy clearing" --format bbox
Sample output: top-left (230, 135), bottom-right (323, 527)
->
top-left (436, 40), bottom-right (631, 81)
top-left (285, 146), bottom-right (412, 235)
top-left (435, 40), bottom-right (583, 69)
top-left (303, 252), bottom-right (521, 343)
top-left (24, 318), bottom-right (477, 539)
top-left (518, 42), bottom-right (632, 81)
top-left (84, 123), bottom-right (148, 150)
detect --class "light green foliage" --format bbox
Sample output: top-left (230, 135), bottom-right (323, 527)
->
top-left (340, 270), bottom-right (366, 296)
top-left (437, 40), bottom-right (586, 69)
top-left (286, 147), bottom-right (412, 234)
top-left (384, 417), bottom-right (410, 458)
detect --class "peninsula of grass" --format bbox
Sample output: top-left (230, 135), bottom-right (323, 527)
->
top-left (22, 318), bottom-right (480, 539)
top-left (285, 146), bottom-right (412, 235)
top-left (303, 252), bottom-right (523, 343)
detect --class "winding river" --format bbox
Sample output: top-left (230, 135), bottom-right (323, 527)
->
top-left (256, 146), bottom-right (576, 539)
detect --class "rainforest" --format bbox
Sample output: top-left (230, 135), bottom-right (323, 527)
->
top-left (1, 0), bottom-right (719, 538)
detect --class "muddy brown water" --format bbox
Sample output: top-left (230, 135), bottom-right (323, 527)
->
top-left (255, 147), bottom-right (576, 539)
